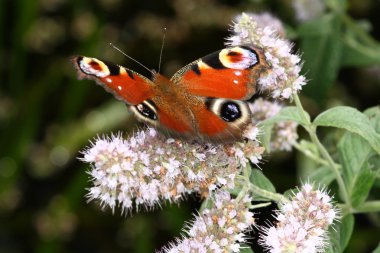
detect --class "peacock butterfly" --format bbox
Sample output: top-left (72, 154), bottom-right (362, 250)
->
top-left (72, 45), bottom-right (269, 142)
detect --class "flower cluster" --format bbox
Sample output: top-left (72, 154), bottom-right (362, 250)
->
top-left (250, 98), bottom-right (298, 151)
top-left (259, 183), bottom-right (338, 253)
top-left (81, 127), bottom-right (264, 213)
top-left (163, 191), bottom-right (254, 253)
top-left (226, 13), bottom-right (307, 99)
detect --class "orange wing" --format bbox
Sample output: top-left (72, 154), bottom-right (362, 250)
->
top-left (73, 56), bottom-right (154, 105)
top-left (170, 46), bottom-right (269, 100)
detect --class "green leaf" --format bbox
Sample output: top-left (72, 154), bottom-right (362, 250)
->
top-left (350, 166), bottom-right (376, 206)
top-left (351, 164), bottom-right (376, 206)
top-left (338, 132), bottom-right (373, 183)
top-left (314, 106), bottom-right (380, 154)
top-left (339, 214), bottom-right (355, 251)
top-left (308, 166), bottom-right (335, 186)
top-left (299, 14), bottom-right (342, 104)
top-left (260, 122), bottom-right (273, 153)
top-left (239, 246), bottom-right (254, 253)
top-left (328, 214), bottom-right (354, 253)
top-left (338, 131), bottom-right (377, 207)
top-left (364, 106), bottom-right (380, 132)
top-left (341, 34), bottom-right (380, 66)
top-left (260, 106), bottom-right (310, 126)
top-left (250, 169), bottom-right (276, 192)
top-left (250, 169), bottom-right (276, 201)
top-left (372, 243), bottom-right (380, 253)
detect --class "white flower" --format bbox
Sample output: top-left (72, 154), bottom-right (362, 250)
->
top-left (259, 183), bottom-right (339, 253)
top-left (81, 128), bottom-right (264, 213)
top-left (163, 191), bottom-right (254, 253)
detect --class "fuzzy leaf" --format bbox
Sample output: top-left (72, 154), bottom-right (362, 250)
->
top-left (308, 166), bottom-right (335, 186)
top-left (250, 169), bottom-right (276, 201)
top-left (314, 106), bottom-right (380, 154)
top-left (350, 163), bottom-right (376, 207)
top-left (239, 246), bottom-right (254, 253)
top-left (260, 106), bottom-right (309, 126)
top-left (372, 243), bottom-right (380, 253)
top-left (299, 14), bottom-right (342, 104)
top-left (327, 214), bottom-right (354, 253)
top-left (338, 131), bottom-right (376, 207)
top-left (341, 35), bottom-right (380, 66)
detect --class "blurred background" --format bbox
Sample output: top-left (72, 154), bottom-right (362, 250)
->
top-left (1, 0), bottom-right (379, 252)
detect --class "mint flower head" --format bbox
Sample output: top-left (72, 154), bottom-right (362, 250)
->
top-left (226, 13), bottom-right (307, 99)
top-left (259, 183), bottom-right (339, 253)
top-left (81, 127), bottom-right (264, 213)
top-left (163, 190), bottom-right (255, 253)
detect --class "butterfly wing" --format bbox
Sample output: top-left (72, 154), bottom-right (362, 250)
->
top-left (170, 46), bottom-right (269, 141)
top-left (171, 46), bottom-right (268, 100)
top-left (73, 56), bottom-right (195, 135)
top-left (73, 56), bottom-right (155, 105)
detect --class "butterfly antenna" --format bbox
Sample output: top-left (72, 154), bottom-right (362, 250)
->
top-left (109, 43), bottom-right (154, 75)
top-left (158, 27), bottom-right (167, 73)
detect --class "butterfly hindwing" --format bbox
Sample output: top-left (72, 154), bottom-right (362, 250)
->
top-left (168, 46), bottom-right (269, 141)
top-left (73, 56), bottom-right (155, 105)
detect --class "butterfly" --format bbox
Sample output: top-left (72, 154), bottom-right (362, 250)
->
top-left (72, 45), bottom-right (269, 142)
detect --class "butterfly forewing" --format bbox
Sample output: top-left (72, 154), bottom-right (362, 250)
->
top-left (73, 56), bottom-right (155, 105)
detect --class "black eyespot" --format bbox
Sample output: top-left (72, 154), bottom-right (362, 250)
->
top-left (220, 101), bottom-right (241, 122)
top-left (135, 103), bottom-right (157, 120)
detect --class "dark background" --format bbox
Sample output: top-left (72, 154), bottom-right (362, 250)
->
top-left (1, 0), bottom-right (379, 252)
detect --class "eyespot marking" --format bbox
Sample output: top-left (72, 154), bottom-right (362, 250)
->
top-left (220, 101), bottom-right (241, 122)
top-left (205, 98), bottom-right (250, 125)
top-left (89, 61), bottom-right (102, 71)
top-left (130, 100), bottom-right (158, 124)
top-left (219, 47), bottom-right (259, 69)
top-left (78, 57), bottom-right (110, 77)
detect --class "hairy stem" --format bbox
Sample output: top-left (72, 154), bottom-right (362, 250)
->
top-left (353, 201), bottom-right (380, 213)
top-left (293, 94), bottom-right (350, 205)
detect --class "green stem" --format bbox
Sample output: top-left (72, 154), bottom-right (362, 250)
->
top-left (341, 14), bottom-right (380, 48)
top-left (293, 94), bottom-right (350, 205)
top-left (237, 165), bottom-right (288, 204)
top-left (249, 182), bottom-right (288, 203)
top-left (235, 165), bottom-right (252, 202)
top-left (293, 142), bottom-right (330, 167)
top-left (293, 142), bottom-right (342, 169)
top-left (249, 202), bottom-right (272, 209)
top-left (352, 201), bottom-right (380, 213)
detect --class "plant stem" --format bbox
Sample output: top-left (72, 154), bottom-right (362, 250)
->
top-left (341, 14), bottom-right (380, 48)
top-left (293, 94), bottom-right (350, 205)
top-left (293, 142), bottom-right (330, 166)
top-left (352, 201), bottom-right (380, 213)
top-left (237, 165), bottom-right (288, 204)
top-left (249, 182), bottom-right (288, 203)
top-left (293, 142), bottom-right (342, 169)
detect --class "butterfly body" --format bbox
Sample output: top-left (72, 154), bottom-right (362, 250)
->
top-left (73, 46), bottom-right (269, 142)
